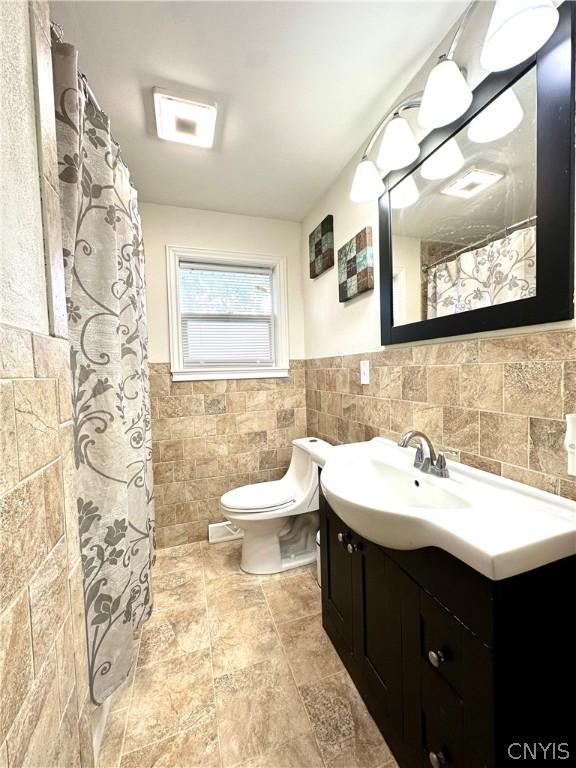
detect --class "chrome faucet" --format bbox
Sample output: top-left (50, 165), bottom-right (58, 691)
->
top-left (397, 430), bottom-right (452, 478)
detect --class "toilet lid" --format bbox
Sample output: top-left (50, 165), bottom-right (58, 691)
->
top-left (221, 481), bottom-right (295, 512)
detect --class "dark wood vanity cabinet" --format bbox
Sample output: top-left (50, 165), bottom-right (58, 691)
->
top-left (320, 492), bottom-right (576, 768)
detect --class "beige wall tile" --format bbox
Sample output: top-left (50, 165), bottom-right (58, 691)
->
top-left (427, 366), bottom-right (460, 406)
top-left (502, 464), bottom-right (558, 494)
top-left (56, 688), bottom-right (82, 768)
top-left (459, 452), bottom-right (501, 476)
top-left (401, 366), bottom-right (427, 402)
top-left (563, 361), bottom-right (576, 415)
top-left (480, 412), bottom-right (529, 466)
top-left (205, 393), bottom-right (226, 415)
top-left (0, 325), bottom-right (34, 378)
top-left (413, 339), bottom-right (478, 366)
top-left (442, 407), bottom-right (479, 454)
top-left (56, 616), bottom-right (76, 714)
top-left (69, 563), bottom-right (89, 707)
top-left (0, 740), bottom-right (6, 768)
top-left (0, 590), bottom-right (34, 742)
top-left (60, 423), bottom-right (81, 570)
top-left (460, 364), bottom-right (503, 411)
top-left (0, 382), bottom-right (18, 495)
top-left (529, 418), bottom-right (567, 476)
top-left (43, 460), bottom-right (65, 550)
top-left (413, 404), bottom-right (442, 444)
top-left (226, 393), bottom-right (246, 413)
top-left (379, 366), bottom-right (402, 400)
top-left (159, 439), bottom-right (183, 462)
top-left (503, 362), bottom-right (563, 418)
top-left (6, 653), bottom-right (60, 768)
top-left (32, 334), bottom-right (72, 422)
top-left (479, 331), bottom-right (576, 363)
top-left (29, 538), bottom-right (69, 671)
top-left (0, 474), bottom-right (46, 612)
top-left (14, 378), bottom-right (59, 478)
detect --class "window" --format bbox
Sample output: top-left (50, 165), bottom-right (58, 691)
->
top-left (166, 247), bottom-right (289, 380)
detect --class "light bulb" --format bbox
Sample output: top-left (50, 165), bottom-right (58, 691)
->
top-left (376, 115), bottom-right (420, 171)
top-left (467, 88), bottom-right (524, 143)
top-left (420, 139), bottom-right (464, 181)
top-left (390, 176), bottom-right (419, 209)
top-left (350, 159), bottom-right (384, 203)
top-left (480, 0), bottom-right (559, 72)
top-left (418, 58), bottom-right (473, 130)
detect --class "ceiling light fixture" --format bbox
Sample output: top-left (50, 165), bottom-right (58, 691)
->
top-left (153, 87), bottom-right (217, 148)
top-left (390, 176), bottom-right (420, 209)
top-left (350, 158), bottom-right (385, 203)
top-left (420, 138), bottom-right (464, 181)
top-left (441, 168), bottom-right (503, 199)
top-left (480, 0), bottom-right (559, 72)
top-left (467, 88), bottom-right (524, 144)
top-left (376, 114), bottom-right (421, 171)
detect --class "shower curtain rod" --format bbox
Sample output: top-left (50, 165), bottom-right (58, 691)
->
top-left (421, 215), bottom-right (538, 272)
top-left (50, 21), bottom-right (104, 114)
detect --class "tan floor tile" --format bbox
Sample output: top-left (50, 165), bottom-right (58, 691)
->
top-left (153, 568), bottom-right (206, 613)
top-left (210, 605), bottom-right (281, 677)
top-left (237, 734), bottom-right (324, 768)
top-left (124, 650), bottom-right (215, 753)
top-left (120, 712), bottom-right (220, 768)
top-left (205, 573), bottom-right (266, 619)
top-left (257, 563), bottom-right (316, 585)
top-left (262, 571), bottom-right (321, 624)
top-left (138, 605), bottom-right (210, 667)
top-left (214, 655), bottom-right (312, 767)
top-left (278, 613), bottom-right (343, 685)
top-left (202, 540), bottom-right (243, 582)
top-left (300, 671), bottom-right (392, 768)
top-left (154, 541), bottom-right (204, 578)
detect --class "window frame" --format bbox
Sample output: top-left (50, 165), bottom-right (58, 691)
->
top-left (166, 246), bottom-right (290, 380)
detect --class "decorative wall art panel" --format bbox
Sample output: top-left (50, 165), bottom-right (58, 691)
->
top-left (309, 214), bottom-right (334, 278)
top-left (338, 226), bottom-right (374, 302)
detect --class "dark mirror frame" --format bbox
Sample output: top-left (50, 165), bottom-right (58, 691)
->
top-left (380, 2), bottom-right (575, 346)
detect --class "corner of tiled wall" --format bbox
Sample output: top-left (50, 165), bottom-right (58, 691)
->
top-left (150, 361), bottom-right (307, 548)
top-left (305, 330), bottom-right (576, 501)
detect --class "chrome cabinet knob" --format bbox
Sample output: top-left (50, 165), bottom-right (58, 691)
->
top-left (346, 542), bottom-right (357, 554)
top-left (337, 532), bottom-right (345, 543)
top-left (428, 650), bottom-right (446, 668)
top-left (429, 751), bottom-right (446, 768)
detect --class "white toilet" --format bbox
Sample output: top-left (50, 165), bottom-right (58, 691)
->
top-left (220, 437), bottom-right (333, 574)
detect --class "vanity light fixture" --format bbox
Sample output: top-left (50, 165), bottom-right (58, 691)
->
top-left (441, 167), bottom-right (503, 199)
top-left (376, 114), bottom-right (421, 171)
top-left (390, 176), bottom-right (420, 209)
top-left (420, 138), bottom-right (464, 181)
top-left (467, 88), bottom-right (524, 144)
top-left (480, 0), bottom-right (559, 72)
top-left (418, 57), bottom-right (473, 130)
top-left (153, 87), bottom-right (217, 147)
top-left (350, 158), bottom-right (385, 203)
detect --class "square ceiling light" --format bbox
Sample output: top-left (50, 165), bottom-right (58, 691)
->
top-left (441, 168), bottom-right (503, 199)
top-left (153, 87), bottom-right (217, 148)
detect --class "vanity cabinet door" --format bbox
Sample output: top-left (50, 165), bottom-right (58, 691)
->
top-left (354, 540), bottom-right (417, 758)
top-left (320, 495), bottom-right (355, 662)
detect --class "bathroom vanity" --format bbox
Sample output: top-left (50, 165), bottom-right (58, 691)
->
top-left (319, 440), bottom-right (576, 767)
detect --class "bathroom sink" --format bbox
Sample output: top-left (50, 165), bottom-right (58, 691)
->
top-left (320, 438), bottom-right (576, 580)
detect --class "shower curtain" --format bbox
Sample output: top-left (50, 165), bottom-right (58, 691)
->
top-left (52, 43), bottom-right (155, 704)
top-left (426, 225), bottom-right (536, 319)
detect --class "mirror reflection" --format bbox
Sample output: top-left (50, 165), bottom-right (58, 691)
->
top-left (390, 67), bottom-right (536, 326)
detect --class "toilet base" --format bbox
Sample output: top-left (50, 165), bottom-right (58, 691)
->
top-left (230, 510), bottom-right (319, 575)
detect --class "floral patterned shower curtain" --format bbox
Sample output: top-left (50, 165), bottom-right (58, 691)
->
top-left (426, 225), bottom-right (536, 318)
top-left (52, 42), bottom-right (155, 704)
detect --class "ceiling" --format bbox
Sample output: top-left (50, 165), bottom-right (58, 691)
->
top-left (51, 1), bottom-right (467, 221)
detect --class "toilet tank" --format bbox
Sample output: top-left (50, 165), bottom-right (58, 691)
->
top-left (285, 438), bottom-right (333, 498)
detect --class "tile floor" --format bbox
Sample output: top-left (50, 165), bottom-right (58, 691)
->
top-left (100, 540), bottom-right (398, 768)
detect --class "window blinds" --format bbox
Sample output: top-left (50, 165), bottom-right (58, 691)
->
top-left (179, 262), bottom-right (274, 366)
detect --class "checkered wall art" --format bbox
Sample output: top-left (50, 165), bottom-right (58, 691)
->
top-left (308, 214), bottom-right (334, 278)
top-left (338, 226), bottom-right (374, 302)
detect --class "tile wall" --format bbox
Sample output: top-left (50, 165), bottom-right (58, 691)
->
top-left (0, 323), bottom-right (92, 767)
top-left (306, 329), bottom-right (576, 500)
top-left (150, 362), bottom-right (307, 547)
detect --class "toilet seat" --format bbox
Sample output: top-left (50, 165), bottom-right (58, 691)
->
top-left (221, 480), bottom-right (295, 513)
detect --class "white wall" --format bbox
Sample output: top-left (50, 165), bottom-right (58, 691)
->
top-left (300, 2), bottom-right (574, 358)
top-left (140, 203), bottom-right (304, 362)
top-left (0, 1), bottom-right (49, 334)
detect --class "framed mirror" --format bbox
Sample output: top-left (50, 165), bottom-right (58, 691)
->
top-left (380, 2), bottom-right (574, 346)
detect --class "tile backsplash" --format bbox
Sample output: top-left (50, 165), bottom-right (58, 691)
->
top-left (305, 329), bottom-right (576, 500)
top-left (150, 362), bottom-right (307, 547)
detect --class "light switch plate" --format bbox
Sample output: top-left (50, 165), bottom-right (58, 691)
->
top-left (360, 359), bottom-right (370, 385)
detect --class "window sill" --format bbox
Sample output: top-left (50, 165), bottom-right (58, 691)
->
top-left (171, 367), bottom-right (290, 381)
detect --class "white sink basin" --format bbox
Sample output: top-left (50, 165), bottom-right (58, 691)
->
top-left (320, 438), bottom-right (576, 580)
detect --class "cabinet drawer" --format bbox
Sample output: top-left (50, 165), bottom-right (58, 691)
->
top-left (420, 591), bottom-right (463, 697)
top-left (421, 664), bottom-right (464, 767)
